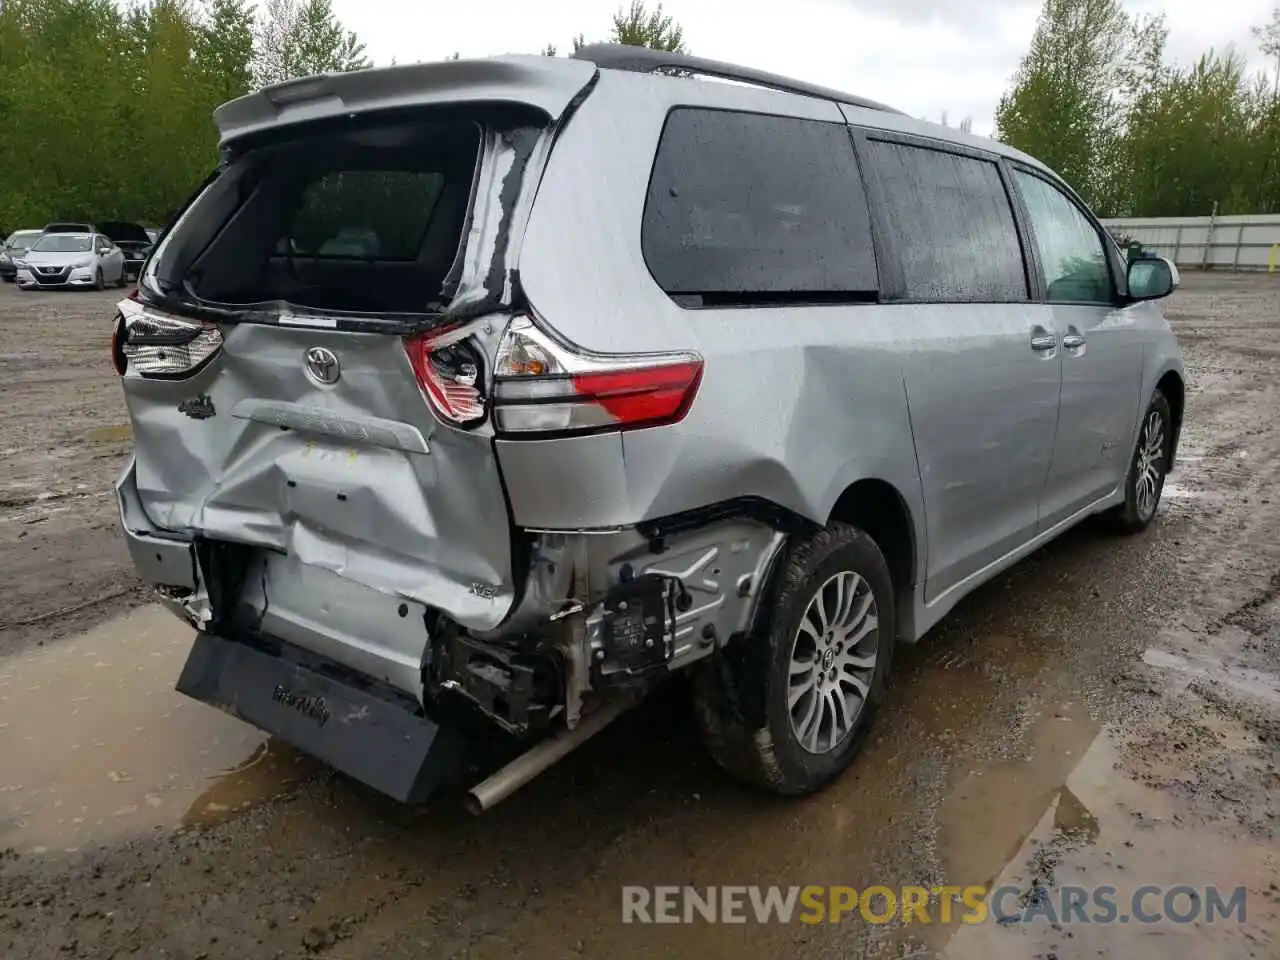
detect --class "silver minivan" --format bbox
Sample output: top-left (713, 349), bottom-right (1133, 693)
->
top-left (112, 45), bottom-right (1184, 810)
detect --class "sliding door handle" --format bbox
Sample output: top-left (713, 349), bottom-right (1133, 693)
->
top-left (1030, 333), bottom-right (1058, 351)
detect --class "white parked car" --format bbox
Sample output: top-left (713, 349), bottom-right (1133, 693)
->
top-left (15, 232), bottom-right (128, 290)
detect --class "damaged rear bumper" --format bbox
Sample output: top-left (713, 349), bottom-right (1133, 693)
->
top-left (177, 630), bottom-right (465, 803)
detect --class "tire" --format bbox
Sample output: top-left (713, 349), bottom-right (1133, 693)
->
top-left (94, 269), bottom-right (105, 291)
top-left (116, 270), bottom-right (128, 289)
top-left (693, 522), bottom-right (895, 796)
top-left (1108, 387), bottom-right (1172, 534)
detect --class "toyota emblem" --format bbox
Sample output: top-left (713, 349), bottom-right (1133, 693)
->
top-left (304, 346), bottom-right (340, 385)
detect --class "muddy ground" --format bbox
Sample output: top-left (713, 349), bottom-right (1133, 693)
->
top-left (1, 274), bottom-right (1278, 959)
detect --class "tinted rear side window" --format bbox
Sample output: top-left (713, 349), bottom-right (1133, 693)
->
top-left (863, 140), bottom-right (1027, 303)
top-left (642, 108), bottom-right (877, 304)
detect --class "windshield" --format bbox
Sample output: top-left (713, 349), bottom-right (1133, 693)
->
top-left (31, 235), bottom-right (93, 253)
top-left (5, 232), bottom-right (40, 251)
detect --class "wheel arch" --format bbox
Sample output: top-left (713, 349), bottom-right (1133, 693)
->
top-left (825, 477), bottom-right (920, 642)
top-left (1155, 368), bottom-right (1185, 470)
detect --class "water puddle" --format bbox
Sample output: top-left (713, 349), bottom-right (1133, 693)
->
top-left (0, 605), bottom-right (294, 853)
top-left (943, 728), bottom-right (1280, 959)
top-left (937, 699), bottom-right (1100, 892)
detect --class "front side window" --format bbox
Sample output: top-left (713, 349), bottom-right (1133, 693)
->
top-left (1013, 170), bottom-right (1113, 305)
top-left (642, 107), bottom-right (878, 305)
top-left (863, 140), bottom-right (1027, 303)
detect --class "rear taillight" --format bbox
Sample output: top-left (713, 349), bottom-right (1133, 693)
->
top-left (111, 312), bottom-right (126, 375)
top-left (116, 300), bottom-right (223, 379)
top-left (403, 323), bottom-right (486, 427)
top-left (491, 315), bottom-right (703, 437)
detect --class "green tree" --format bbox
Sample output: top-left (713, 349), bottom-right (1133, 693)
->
top-left (994, 0), bottom-right (1148, 211)
top-left (195, 0), bottom-right (256, 103)
top-left (610, 1), bottom-right (685, 52)
top-left (253, 0), bottom-right (368, 88)
top-left (1253, 6), bottom-right (1280, 98)
top-left (0, 0), bottom-right (372, 231)
top-left (544, 3), bottom-right (685, 56)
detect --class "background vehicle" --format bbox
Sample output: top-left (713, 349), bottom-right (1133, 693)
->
top-left (0, 229), bottom-right (42, 282)
top-left (17, 232), bottom-right (127, 289)
top-left (42, 221), bottom-right (95, 234)
top-left (112, 46), bottom-right (1184, 812)
top-left (99, 221), bottom-right (154, 280)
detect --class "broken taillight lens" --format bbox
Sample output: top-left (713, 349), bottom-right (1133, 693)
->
top-left (403, 323), bottom-right (486, 427)
top-left (492, 315), bottom-right (703, 437)
top-left (117, 302), bottom-right (224, 379)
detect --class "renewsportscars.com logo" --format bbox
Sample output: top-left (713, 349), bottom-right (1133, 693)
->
top-left (621, 884), bottom-right (1249, 926)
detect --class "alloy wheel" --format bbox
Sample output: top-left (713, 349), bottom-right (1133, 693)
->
top-left (1135, 408), bottom-right (1166, 521)
top-left (787, 571), bottom-right (880, 754)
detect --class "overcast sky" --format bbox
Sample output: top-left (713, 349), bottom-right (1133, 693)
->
top-left (327, 0), bottom-right (1276, 136)
top-left (327, 0), bottom-right (1269, 136)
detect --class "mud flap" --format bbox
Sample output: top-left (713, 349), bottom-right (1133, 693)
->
top-left (176, 632), bottom-right (464, 803)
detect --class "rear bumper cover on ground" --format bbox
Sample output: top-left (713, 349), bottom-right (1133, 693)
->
top-left (177, 630), bottom-right (465, 803)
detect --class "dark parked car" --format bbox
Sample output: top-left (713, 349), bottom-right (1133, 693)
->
top-left (100, 221), bottom-right (154, 280)
top-left (0, 229), bottom-right (43, 282)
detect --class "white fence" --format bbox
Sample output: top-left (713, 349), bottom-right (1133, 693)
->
top-left (1099, 214), bottom-right (1280, 272)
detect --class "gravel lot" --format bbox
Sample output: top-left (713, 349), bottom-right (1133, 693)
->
top-left (1, 274), bottom-right (1278, 959)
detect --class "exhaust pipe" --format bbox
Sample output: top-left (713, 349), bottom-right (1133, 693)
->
top-left (466, 697), bottom-right (633, 814)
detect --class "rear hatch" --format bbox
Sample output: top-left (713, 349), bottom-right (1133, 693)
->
top-left (115, 58), bottom-right (597, 699)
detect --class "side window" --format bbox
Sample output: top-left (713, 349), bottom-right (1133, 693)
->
top-left (862, 139), bottom-right (1027, 302)
top-left (96, 236), bottom-right (111, 252)
top-left (642, 108), bottom-right (878, 304)
top-left (286, 170), bottom-right (446, 260)
top-left (1013, 170), bottom-right (1113, 305)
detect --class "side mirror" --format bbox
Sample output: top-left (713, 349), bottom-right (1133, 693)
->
top-left (1127, 256), bottom-right (1178, 302)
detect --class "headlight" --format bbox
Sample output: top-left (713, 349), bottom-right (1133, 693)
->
top-left (71, 260), bottom-right (92, 269)
top-left (13, 259), bottom-right (27, 268)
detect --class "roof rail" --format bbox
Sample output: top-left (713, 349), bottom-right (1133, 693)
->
top-left (570, 43), bottom-right (906, 116)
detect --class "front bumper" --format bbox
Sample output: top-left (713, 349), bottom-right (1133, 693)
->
top-left (16, 267), bottom-right (98, 288)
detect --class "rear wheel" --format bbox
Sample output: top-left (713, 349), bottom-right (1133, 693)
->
top-left (116, 269), bottom-right (128, 289)
top-left (694, 523), bottom-right (895, 796)
top-left (94, 268), bottom-right (105, 291)
top-left (1108, 387), bottom-right (1172, 534)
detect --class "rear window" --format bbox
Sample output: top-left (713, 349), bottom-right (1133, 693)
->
top-left (862, 139), bottom-right (1028, 303)
top-left (642, 107), bottom-right (878, 306)
top-left (288, 170), bottom-right (445, 260)
top-left (157, 117), bottom-right (486, 313)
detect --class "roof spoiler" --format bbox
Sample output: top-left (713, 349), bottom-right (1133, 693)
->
top-left (213, 55), bottom-right (599, 147)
